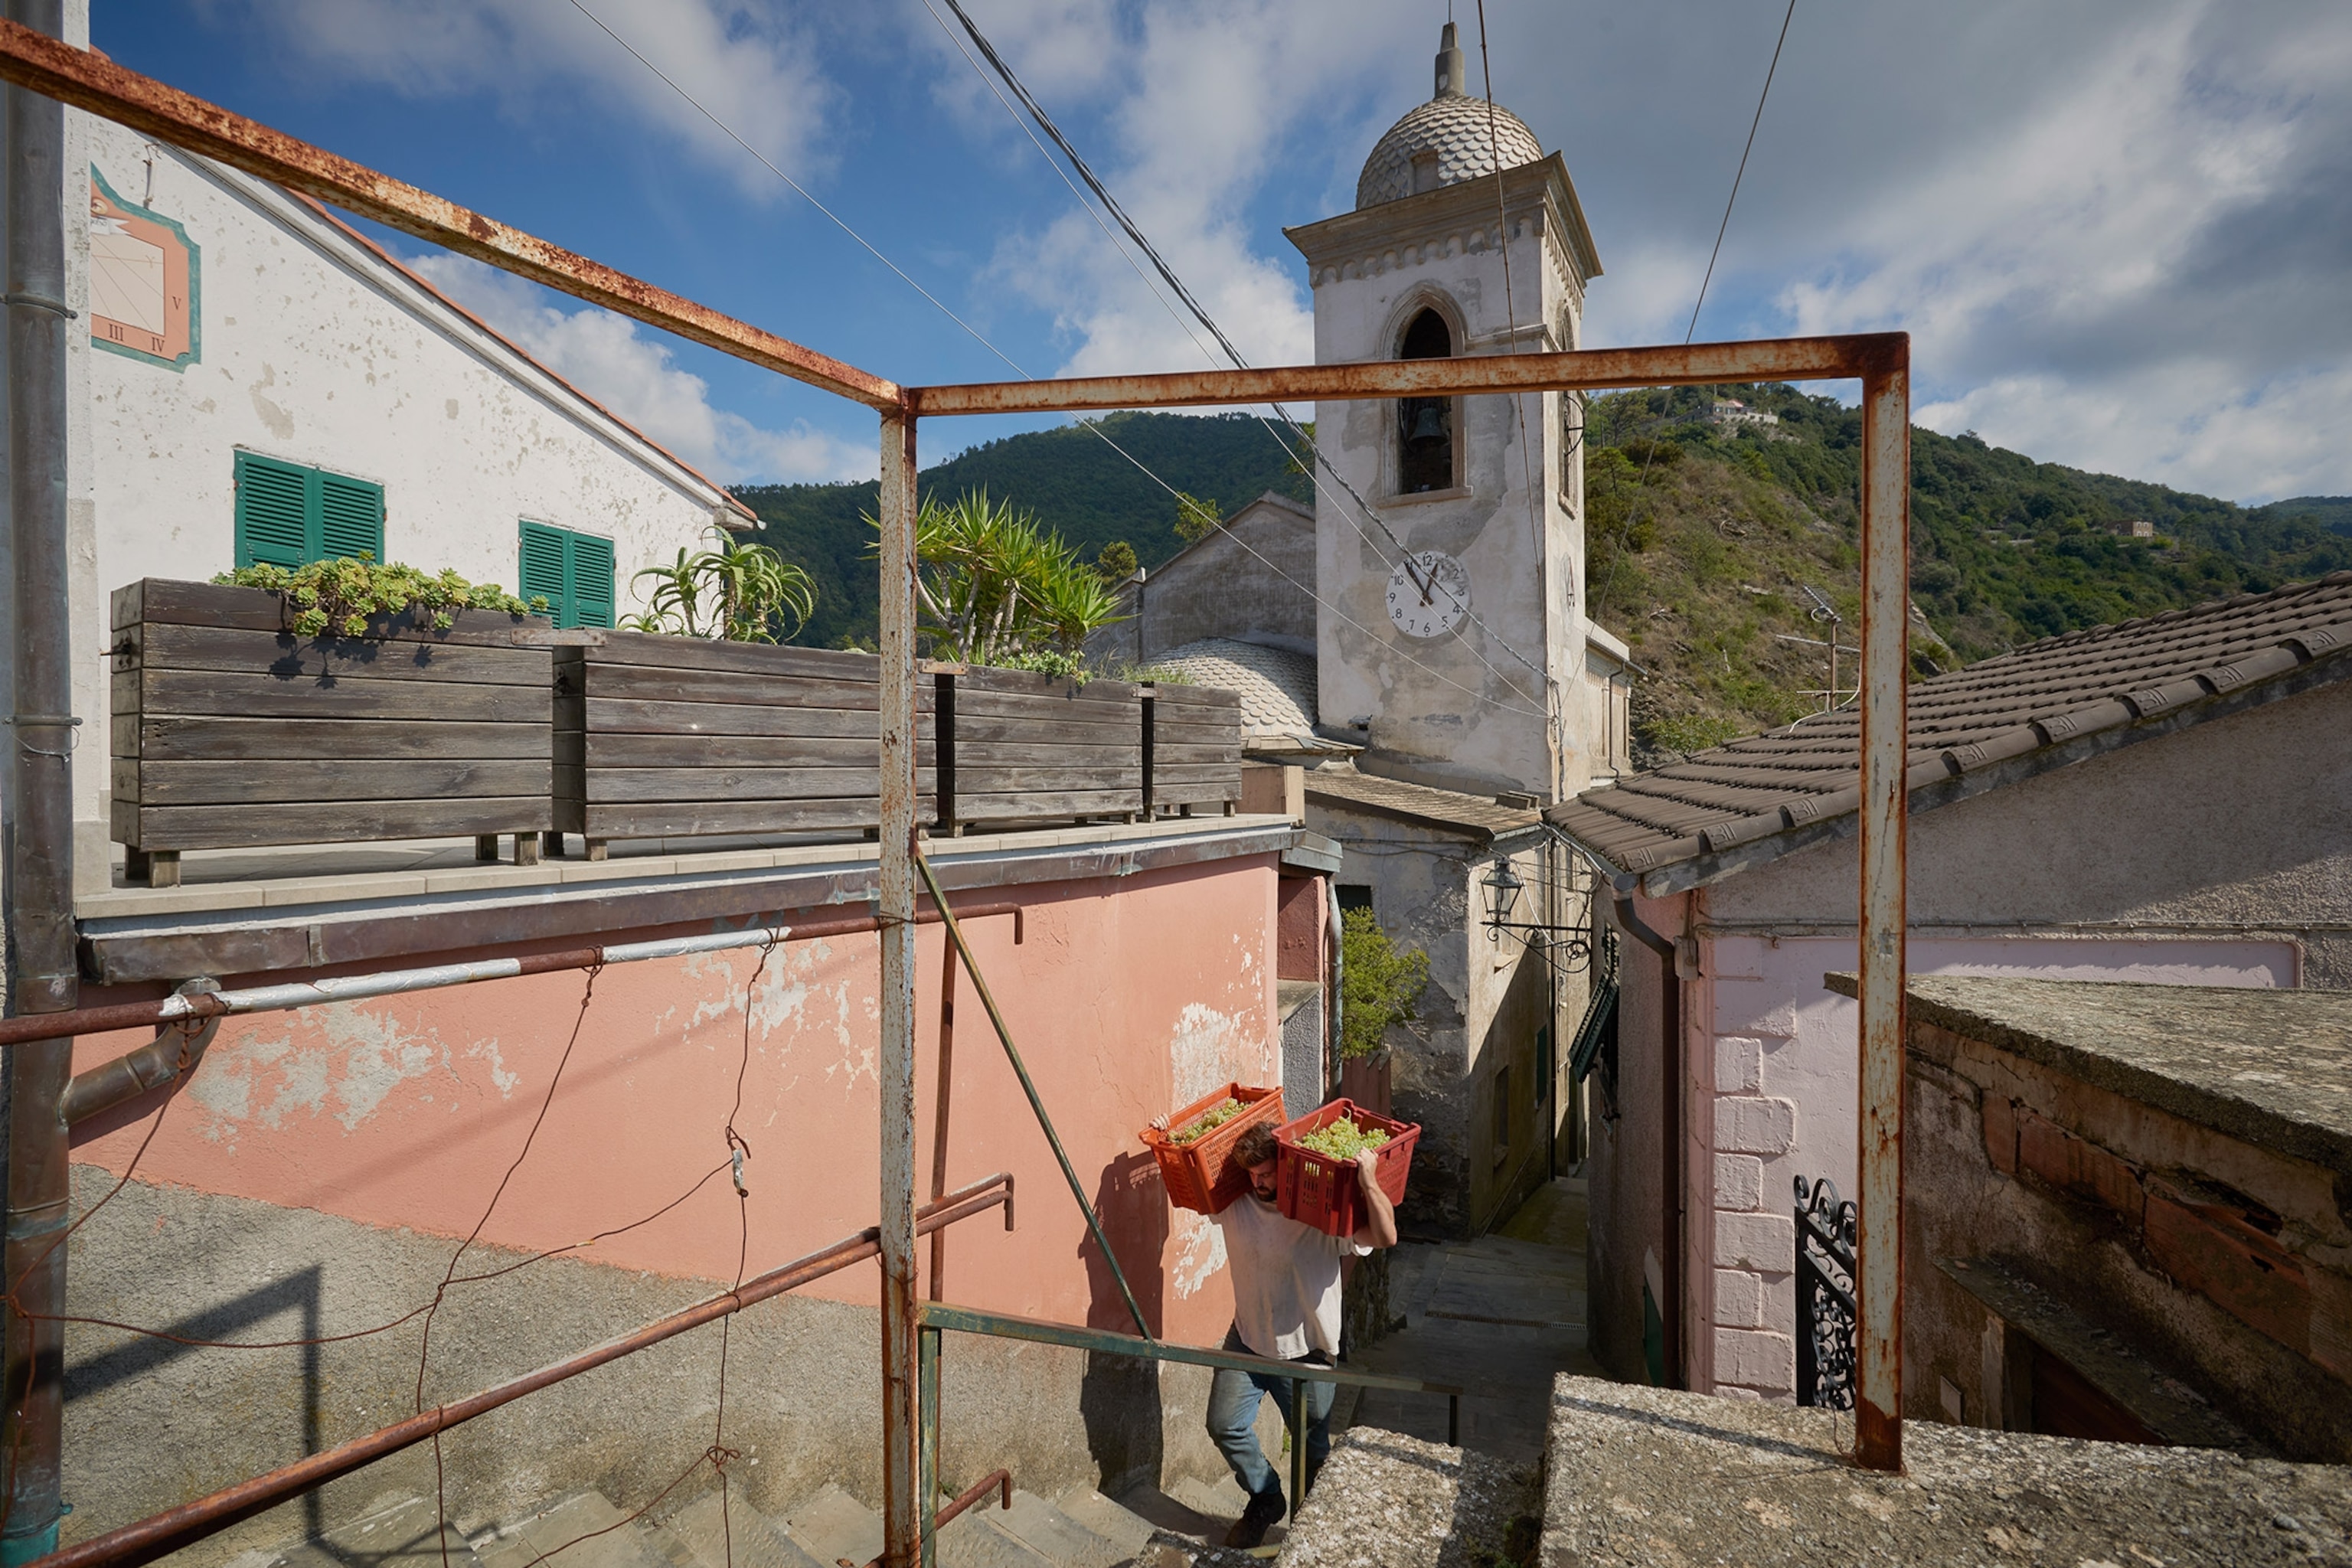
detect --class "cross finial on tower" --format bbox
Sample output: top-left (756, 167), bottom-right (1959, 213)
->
top-left (1435, 21), bottom-right (1467, 98)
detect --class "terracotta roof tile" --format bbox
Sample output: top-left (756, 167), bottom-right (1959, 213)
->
top-left (1550, 573), bottom-right (2352, 889)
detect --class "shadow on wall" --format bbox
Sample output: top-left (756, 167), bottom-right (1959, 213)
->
top-left (1080, 1152), bottom-right (1168, 1495)
top-left (67, 1264), bottom-right (326, 1542)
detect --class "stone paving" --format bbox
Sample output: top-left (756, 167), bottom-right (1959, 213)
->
top-left (1342, 1178), bottom-right (1604, 1465)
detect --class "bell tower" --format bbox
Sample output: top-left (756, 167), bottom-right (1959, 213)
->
top-left (1285, 24), bottom-right (1602, 800)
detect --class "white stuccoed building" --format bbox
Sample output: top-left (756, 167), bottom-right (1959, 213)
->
top-left (43, 0), bottom-right (750, 893)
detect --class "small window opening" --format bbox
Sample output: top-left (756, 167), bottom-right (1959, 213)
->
top-left (1397, 309), bottom-right (1454, 494)
top-left (1410, 149), bottom-right (1441, 194)
top-left (1337, 884), bottom-right (1375, 915)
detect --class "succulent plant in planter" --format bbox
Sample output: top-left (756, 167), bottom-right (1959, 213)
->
top-left (214, 556), bottom-right (544, 637)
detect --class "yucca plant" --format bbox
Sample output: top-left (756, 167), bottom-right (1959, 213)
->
top-left (624, 527), bottom-right (815, 643)
top-left (867, 489), bottom-right (1126, 668)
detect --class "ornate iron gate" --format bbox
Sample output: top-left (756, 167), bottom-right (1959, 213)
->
top-left (1794, 1174), bottom-right (1857, 1410)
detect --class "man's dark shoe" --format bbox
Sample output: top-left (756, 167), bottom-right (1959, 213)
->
top-left (1223, 1486), bottom-right (1285, 1549)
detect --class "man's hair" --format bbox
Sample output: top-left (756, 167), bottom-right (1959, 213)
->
top-left (1231, 1123), bottom-right (1279, 1171)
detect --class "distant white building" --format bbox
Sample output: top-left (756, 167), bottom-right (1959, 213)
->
top-left (53, 31), bottom-right (750, 891)
top-left (1709, 399), bottom-right (1779, 428)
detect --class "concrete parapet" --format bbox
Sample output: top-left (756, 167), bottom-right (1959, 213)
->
top-left (1540, 1375), bottom-right (2352, 1567)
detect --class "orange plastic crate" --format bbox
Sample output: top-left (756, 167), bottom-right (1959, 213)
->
top-left (1274, 1099), bottom-right (1419, 1236)
top-left (1142, 1083), bottom-right (1287, 1214)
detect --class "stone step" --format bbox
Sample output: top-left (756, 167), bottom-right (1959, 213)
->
top-left (269, 1493), bottom-right (484, 1568)
top-left (664, 1488), bottom-right (830, 1568)
top-left (1045, 1488), bottom-right (1158, 1567)
top-left (474, 1493), bottom-right (688, 1568)
top-left (980, 1490), bottom-right (1126, 1568)
top-left (777, 1483), bottom-right (884, 1568)
top-left (933, 1501), bottom-right (1056, 1568)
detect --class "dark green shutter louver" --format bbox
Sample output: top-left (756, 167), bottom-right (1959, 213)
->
top-left (234, 452), bottom-right (386, 568)
top-left (518, 520), bottom-right (615, 629)
top-left (234, 452), bottom-right (310, 568)
top-left (570, 532), bottom-right (615, 629)
top-left (318, 472), bottom-right (386, 561)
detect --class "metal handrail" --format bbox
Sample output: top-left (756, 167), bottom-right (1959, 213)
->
top-left (918, 1301), bottom-right (1462, 1533)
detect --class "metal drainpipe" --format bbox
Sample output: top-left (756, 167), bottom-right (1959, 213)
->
top-left (1608, 887), bottom-right (1682, 1392)
top-left (1325, 880), bottom-right (1344, 1101)
top-left (875, 407), bottom-right (922, 1568)
top-left (3, 0), bottom-right (79, 1557)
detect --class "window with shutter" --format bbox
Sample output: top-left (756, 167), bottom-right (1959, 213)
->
top-left (234, 451), bottom-right (385, 568)
top-left (516, 520), bottom-right (615, 629)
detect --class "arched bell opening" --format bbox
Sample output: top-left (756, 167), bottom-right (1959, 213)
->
top-left (1396, 307), bottom-right (1455, 495)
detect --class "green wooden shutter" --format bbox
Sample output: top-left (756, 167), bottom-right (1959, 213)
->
top-left (234, 452), bottom-right (309, 568)
top-left (569, 532), bottom-right (616, 629)
top-left (518, 521), bottom-right (571, 625)
top-left (317, 472), bottom-right (386, 562)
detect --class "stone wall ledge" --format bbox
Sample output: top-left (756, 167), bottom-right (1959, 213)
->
top-left (1540, 1374), bottom-right (2352, 1567)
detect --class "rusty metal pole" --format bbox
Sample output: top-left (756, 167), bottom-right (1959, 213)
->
top-left (1852, 341), bottom-right (1911, 1472)
top-left (2, 0), bottom-right (80, 1558)
top-left (877, 407), bottom-right (923, 1568)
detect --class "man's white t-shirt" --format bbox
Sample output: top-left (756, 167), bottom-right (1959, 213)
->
top-left (1213, 1194), bottom-right (1370, 1360)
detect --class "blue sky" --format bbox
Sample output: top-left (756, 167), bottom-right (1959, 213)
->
top-left (96, 1), bottom-right (2352, 502)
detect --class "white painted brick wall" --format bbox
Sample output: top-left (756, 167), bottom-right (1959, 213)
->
top-left (1714, 1096), bottom-right (1797, 1155)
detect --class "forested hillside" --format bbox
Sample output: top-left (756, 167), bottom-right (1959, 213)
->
top-left (735, 412), bottom-right (1311, 650)
top-left (736, 400), bottom-right (2348, 760)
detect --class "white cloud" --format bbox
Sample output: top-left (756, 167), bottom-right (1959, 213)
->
top-left (230, 0), bottom-right (838, 199)
top-left (407, 253), bottom-right (875, 485)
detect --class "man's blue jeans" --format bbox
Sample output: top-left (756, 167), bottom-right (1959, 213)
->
top-left (1206, 1325), bottom-right (1334, 1501)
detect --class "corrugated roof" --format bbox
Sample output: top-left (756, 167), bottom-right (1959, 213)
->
top-left (1550, 572), bottom-right (2352, 891)
top-left (1305, 763), bottom-right (1544, 843)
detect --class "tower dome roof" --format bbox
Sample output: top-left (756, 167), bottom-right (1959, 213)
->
top-left (1356, 24), bottom-right (1544, 211)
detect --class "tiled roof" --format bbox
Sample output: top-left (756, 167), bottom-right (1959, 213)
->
top-left (1305, 763), bottom-right (1544, 843)
top-left (1550, 573), bottom-right (2352, 890)
top-left (1149, 639), bottom-right (1352, 754)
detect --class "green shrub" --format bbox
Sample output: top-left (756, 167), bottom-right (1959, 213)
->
top-left (1340, 908), bottom-right (1429, 1060)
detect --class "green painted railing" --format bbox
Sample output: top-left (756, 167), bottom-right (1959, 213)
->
top-left (917, 1300), bottom-right (1462, 1554)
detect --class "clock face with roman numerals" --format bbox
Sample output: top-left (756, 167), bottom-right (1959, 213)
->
top-left (1386, 550), bottom-right (1469, 639)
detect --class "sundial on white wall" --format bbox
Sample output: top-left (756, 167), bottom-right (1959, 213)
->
top-left (89, 168), bottom-right (199, 371)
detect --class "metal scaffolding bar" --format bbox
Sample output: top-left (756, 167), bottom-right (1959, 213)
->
top-left (875, 409), bottom-right (923, 1568)
top-left (0, 21), bottom-right (897, 409)
top-left (31, 1177), bottom-right (1014, 1568)
top-left (1853, 358), bottom-right (1913, 1471)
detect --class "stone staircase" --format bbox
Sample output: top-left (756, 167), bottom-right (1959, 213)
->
top-left (261, 1468), bottom-right (1291, 1568)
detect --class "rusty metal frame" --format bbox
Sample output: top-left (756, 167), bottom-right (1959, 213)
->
top-left (0, 33), bottom-right (1916, 1566)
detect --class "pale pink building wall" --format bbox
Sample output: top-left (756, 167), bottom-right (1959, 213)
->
top-left (1694, 931), bottom-right (2297, 1399)
top-left (69, 857), bottom-right (1286, 1348)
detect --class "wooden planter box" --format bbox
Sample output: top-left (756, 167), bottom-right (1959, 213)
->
top-left (110, 578), bottom-right (555, 886)
top-left (554, 632), bottom-right (935, 854)
top-left (1143, 681), bottom-right (1243, 817)
top-left (939, 666), bottom-right (1141, 831)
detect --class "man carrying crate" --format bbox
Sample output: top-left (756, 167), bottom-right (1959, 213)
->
top-left (1151, 1117), bottom-right (1399, 1547)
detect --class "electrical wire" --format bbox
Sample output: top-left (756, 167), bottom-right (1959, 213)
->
top-left (1686, 0), bottom-right (1798, 346)
top-left (920, 0), bottom-right (1560, 717)
top-left (564, 0), bottom-right (1550, 720)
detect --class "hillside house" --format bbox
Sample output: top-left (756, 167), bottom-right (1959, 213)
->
top-left (60, 103), bottom-right (748, 893)
top-left (1550, 573), bottom-right (2352, 1399)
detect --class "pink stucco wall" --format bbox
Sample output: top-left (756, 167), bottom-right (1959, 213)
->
top-left (1694, 931), bottom-right (2298, 1398)
top-left (69, 856), bottom-right (1287, 1348)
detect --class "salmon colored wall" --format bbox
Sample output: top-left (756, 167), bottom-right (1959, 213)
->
top-left (69, 856), bottom-right (1284, 1348)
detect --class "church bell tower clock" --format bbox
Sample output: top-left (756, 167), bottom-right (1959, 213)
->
top-left (1285, 23), bottom-right (1602, 801)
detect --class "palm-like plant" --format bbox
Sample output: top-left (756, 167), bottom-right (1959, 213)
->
top-left (624, 528), bottom-right (815, 642)
top-left (867, 490), bottom-right (1127, 668)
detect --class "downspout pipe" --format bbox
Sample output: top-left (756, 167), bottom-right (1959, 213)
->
top-left (1326, 879), bottom-right (1344, 1100)
top-left (1606, 883), bottom-right (1684, 1393)
top-left (3, 2), bottom-right (79, 1558)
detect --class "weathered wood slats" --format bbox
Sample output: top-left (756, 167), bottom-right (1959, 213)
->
top-left (943, 668), bottom-right (1142, 828)
top-left (109, 579), bottom-right (554, 867)
top-left (555, 631), bottom-right (936, 844)
top-left (1146, 684), bottom-right (1243, 812)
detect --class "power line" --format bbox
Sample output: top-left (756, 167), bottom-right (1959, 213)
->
top-left (1686, 0), bottom-right (1798, 345)
top-left (564, 0), bottom-right (1544, 720)
top-left (923, 0), bottom-right (1560, 715)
